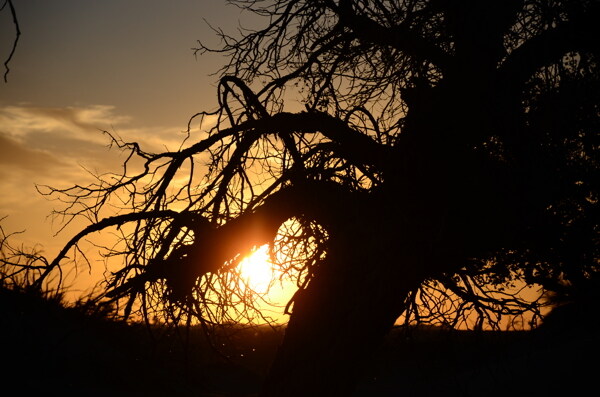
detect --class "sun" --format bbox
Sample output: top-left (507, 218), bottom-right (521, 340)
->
top-left (234, 245), bottom-right (298, 322)
top-left (238, 245), bottom-right (276, 294)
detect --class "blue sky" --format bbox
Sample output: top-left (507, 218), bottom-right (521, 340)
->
top-left (0, 1), bottom-right (253, 261)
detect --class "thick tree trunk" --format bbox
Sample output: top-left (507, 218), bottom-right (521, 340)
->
top-left (261, 278), bottom-right (414, 394)
top-left (260, 218), bottom-right (428, 396)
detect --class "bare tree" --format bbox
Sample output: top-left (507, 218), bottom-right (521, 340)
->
top-left (3, 0), bottom-right (598, 395)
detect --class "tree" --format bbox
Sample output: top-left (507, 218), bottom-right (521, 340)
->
top-left (3, 0), bottom-right (598, 395)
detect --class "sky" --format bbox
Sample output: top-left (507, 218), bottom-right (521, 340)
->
top-left (0, 2), bottom-right (545, 328)
top-left (0, 1), bottom-right (299, 315)
top-left (0, 1), bottom-right (254, 258)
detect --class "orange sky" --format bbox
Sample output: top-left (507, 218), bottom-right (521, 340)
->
top-left (0, 1), bottom-right (254, 258)
top-left (0, 2), bottom-right (302, 320)
top-left (0, 2), bottom-right (546, 328)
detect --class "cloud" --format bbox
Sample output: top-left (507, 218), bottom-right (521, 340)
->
top-left (0, 104), bottom-right (197, 176)
top-left (1, 104), bottom-right (128, 142)
top-left (0, 105), bottom-right (125, 186)
top-left (0, 132), bottom-right (67, 175)
top-left (0, 104), bottom-right (194, 258)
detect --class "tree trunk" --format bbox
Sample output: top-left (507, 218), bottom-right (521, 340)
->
top-left (260, 224), bottom-right (426, 396)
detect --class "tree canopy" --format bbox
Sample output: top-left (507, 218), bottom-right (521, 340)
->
top-left (2, 0), bottom-right (599, 395)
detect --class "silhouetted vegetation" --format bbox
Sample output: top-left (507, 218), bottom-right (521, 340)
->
top-left (2, 0), bottom-right (598, 395)
top-left (0, 283), bottom-right (285, 396)
top-left (1, 282), bottom-right (597, 396)
top-left (0, 0), bottom-right (19, 82)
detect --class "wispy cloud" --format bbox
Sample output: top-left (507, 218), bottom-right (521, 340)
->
top-left (1, 105), bottom-right (130, 139)
top-left (0, 133), bottom-right (67, 175)
top-left (0, 104), bottom-right (196, 179)
top-left (0, 104), bottom-right (193, 256)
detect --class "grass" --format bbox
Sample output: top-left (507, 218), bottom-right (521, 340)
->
top-left (0, 285), bottom-right (282, 396)
top-left (1, 284), bottom-right (598, 396)
top-left (356, 298), bottom-right (600, 396)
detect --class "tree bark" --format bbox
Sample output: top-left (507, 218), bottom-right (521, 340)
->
top-left (261, 256), bottom-right (418, 395)
top-left (259, 198), bottom-right (434, 396)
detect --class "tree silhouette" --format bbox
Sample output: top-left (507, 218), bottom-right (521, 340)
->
top-left (3, 0), bottom-right (598, 395)
top-left (1, 0), bottom-right (19, 82)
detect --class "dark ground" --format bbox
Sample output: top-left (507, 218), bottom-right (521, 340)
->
top-left (1, 286), bottom-right (597, 396)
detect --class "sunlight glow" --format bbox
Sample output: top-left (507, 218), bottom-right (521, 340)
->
top-left (238, 245), bottom-right (275, 294)
top-left (235, 245), bottom-right (297, 323)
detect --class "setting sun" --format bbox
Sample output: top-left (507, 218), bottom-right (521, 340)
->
top-left (238, 245), bottom-right (275, 294)
top-left (235, 245), bottom-right (297, 321)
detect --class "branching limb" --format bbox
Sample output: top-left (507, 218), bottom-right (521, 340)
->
top-left (1, 0), bottom-right (20, 82)
top-left (500, 1), bottom-right (600, 86)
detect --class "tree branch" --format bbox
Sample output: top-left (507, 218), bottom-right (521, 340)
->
top-left (2, 0), bottom-right (20, 83)
top-left (109, 181), bottom-right (358, 299)
top-left (499, 4), bottom-right (600, 86)
top-left (35, 210), bottom-right (180, 287)
top-left (332, 0), bottom-right (451, 71)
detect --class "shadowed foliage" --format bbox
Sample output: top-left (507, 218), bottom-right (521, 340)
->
top-left (1, 0), bottom-right (598, 395)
